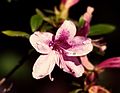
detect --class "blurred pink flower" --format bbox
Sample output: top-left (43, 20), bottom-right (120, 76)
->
top-left (61, 0), bottom-right (80, 9)
top-left (29, 20), bottom-right (93, 80)
top-left (96, 57), bottom-right (120, 69)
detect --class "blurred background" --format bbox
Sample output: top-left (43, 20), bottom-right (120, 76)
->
top-left (0, 0), bottom-right (120, 93)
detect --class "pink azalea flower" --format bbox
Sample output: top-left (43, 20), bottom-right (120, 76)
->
top-left (61, 0), bottom-right (80, 9)
top-left (29, 20), bottom-right (93, 80)
top-left (76, 7), bottom-right (95, 71)
top-left (79, 7), bottom-right (107, 52)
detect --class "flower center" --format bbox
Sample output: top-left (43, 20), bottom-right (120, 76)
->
top-left (49, 41), bottom-right (63, 54)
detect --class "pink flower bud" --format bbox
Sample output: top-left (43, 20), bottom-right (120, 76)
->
top-left (61, 0), bottom-right (80, 9)
top-left (96, 57), bottom-right (120, 69)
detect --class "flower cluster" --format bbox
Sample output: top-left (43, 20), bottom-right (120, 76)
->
top-left (1, 0), bottom-right (119, 93)
top-left (28, 0), bottom-right (119, 93)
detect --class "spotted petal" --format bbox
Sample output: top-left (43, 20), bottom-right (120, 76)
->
top-left (65, 36), bottom-right (93, 56)
top-left (29, 31), bottom-right (53, 54)
top-left (55, 20), bottom-right (76, 41)
top-left (57, 54), bottom-right (84, 77)
top-left (32, 51), bottom-right (58, 79)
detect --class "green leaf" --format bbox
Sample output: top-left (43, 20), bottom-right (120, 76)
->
top-left (30, 14), bottom-right (43, 32)
top-left (78, 16), bottom-right (85, 27)
top-left (89, 24), bottom-right (115, 36)
top-left (2, 30), bottom-right (30, 38)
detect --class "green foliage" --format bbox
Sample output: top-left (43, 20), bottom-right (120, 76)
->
top-left (89, 24), bottom-right (115, 36)
top-left (2, 30), bottom-right (30, 38)
top-left (30, 14), bottom-right (43, 32)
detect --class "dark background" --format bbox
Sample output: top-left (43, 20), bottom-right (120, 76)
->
top-left (0, 0), bottom-right (120, 93)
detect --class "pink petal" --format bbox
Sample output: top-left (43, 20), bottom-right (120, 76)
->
top-left (32, 51), bottom-right (58, 79)
top-left (83, 6), bottom-right (94, 22)
top-left (29, 31), bottom-right (53, 54)
top-left (77, 22), bottom-right (90, 37)
top-left (55, 20), bottom-right (76, 41)
top-left (65, 36), bottom-right (93, 56)
top-left (80, 56), bottom-right (94, 70)
top-left (57, 54), bottom-right (84, 77)
top-left (96, 57), bottom-right (120, 69)
top-left (64, 0), bottom-right (80, 9)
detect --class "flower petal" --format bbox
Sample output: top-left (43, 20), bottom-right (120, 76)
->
top-left (80, 56), bottom-right (94, 70)
top-left (32, 51), bottom-right (58, 79)
top-left (96, 57), bottom-right (120, 69)
top-left (64, 0), bottom-right (79, 9)
top-left (65, 36), bottom-right (93, 56)
top-left (57, 54), bottom-right (84, 77)
top-left (55, 20), bottom-right (76, 41)
top-left (29, 31), bottom-right (53, 54)
top-left (83, 6), bottom-right (94, 23)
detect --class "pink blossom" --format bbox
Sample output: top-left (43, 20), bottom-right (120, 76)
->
top-left (77, 7), bottom-right (95, 71)
top-left (61, 0), bottom-right (80, 9)
top-left (96, 57), bottom-right (120, 69)
top-left (29, 20), bottom-right (93, 80)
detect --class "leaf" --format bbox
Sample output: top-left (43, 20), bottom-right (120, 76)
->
top-left (89, 24), bottom-right (115, 36)
top-left (2, 30), bottom-right (30, 38)
top-left (30, 14), bottom-right (43, 32)
top-left (78, 16), bottom-right (85, 27)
